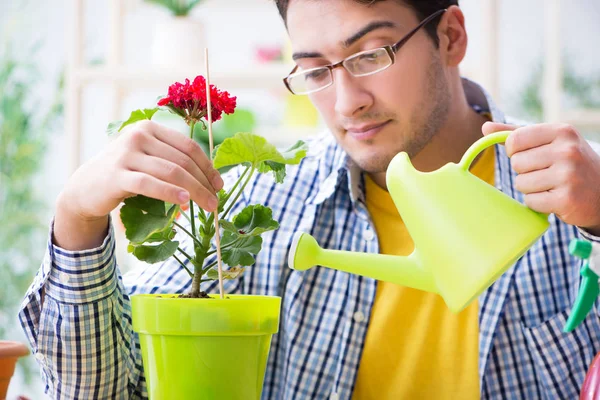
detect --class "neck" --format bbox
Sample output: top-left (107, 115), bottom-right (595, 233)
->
top-left (369, 80), bottom-right (488, 188)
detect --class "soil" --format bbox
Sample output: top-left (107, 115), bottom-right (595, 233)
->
top-left (178, 291), bottom-right (212, 299)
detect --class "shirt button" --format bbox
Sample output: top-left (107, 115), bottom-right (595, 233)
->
top-left (363, 229), bottom-right (375, 241)
top-left (35, 352), bottom-right (45, 364)
top-left (330, 392), bottom-right (339, 400)
top-left (353, 311), bottom-right (366, 323)
top-left (59, 272), bottom-right (70, 284)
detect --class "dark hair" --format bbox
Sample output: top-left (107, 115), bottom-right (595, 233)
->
top-left (274, 0), bottom-right (459, 46)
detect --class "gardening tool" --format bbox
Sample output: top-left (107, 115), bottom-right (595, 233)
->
top-left (288, 130), bottom-right (550, 313)
top-left (564, 238), bottom-right (600, 332)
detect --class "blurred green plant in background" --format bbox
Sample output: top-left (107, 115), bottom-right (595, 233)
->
top-left (0, 45), bottom-right (63, 380)
top-left (144, 0), bottom-right (204, 16)
top-left (519, 59), bottom-right (600, 138)
top-left (193, 107), bottom-right (256, 152)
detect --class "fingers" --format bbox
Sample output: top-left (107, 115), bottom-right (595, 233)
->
top-left (124, 153), bottom-right (218, 211)
top-left (145, 121), bottom-right (224, 191)
top-left (120, 170), bottom-right (192, 206)
top-left (514, 167), bottom-right (556, 194)
top-left (510, 143), bottom-right (554, 174)
top-left (523, 191), bottom-right (554, 215)
top-left (142, 136), bottom-right (216, 195)
top-left (505, 125), bottom-right (558, 157)
top-left (482, 121), bottom-right (519, 137)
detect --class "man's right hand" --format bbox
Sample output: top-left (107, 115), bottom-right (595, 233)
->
top-left (53, 121), bottom-right (224, 250)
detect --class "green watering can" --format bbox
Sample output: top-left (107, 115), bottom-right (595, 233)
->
top-left (288, 131), bottom-right (550, 313)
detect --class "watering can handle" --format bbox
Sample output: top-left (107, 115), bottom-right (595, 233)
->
top-left (459, 130), bottom-right (512, 171)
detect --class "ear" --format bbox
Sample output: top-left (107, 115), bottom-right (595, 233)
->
top-left (436, 6), bottom-right (468, 67)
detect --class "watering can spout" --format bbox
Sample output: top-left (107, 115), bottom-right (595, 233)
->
top-left (289, 232), bottom-right (437, 293)
top-left (288, 131), bottom-right (550, 313)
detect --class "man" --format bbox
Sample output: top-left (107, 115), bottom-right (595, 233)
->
top-left (19, 0), bottom-right (600, 398)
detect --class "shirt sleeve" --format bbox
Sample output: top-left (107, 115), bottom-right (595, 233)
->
top-left (18, 217), bottom-right (147, 399)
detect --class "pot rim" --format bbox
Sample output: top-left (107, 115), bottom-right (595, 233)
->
top-left (131, 294), bottom-right (282, 336)
top-left (0, 341), bottom-right (29, 358)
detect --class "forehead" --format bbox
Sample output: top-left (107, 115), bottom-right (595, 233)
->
top-left (286, 1), bottom-right (417, 51)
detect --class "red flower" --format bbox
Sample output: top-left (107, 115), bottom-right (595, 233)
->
top-left (157, 75), bottom-right (237, 124)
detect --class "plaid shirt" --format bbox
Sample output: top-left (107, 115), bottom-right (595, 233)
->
top-left (19, 79), bottom-right (600, 399)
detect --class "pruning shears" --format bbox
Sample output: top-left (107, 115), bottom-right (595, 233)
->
top-left (564, 238), bottom-right (600, 332)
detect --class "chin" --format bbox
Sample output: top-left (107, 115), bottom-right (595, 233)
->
top-left (349, 150), bottom-right (396, 174)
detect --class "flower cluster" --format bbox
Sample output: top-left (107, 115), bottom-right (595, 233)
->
top-left (157, 75), bottom-right (237, 124)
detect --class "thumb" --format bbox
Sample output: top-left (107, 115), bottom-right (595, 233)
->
top-left (482, 121), bottom-right (519, 136)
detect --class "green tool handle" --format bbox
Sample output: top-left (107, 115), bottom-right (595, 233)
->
top-left (564, 239), bottom-right (598, 333)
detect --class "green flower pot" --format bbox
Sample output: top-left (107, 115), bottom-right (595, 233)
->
top-left (131, 294), bottom-right (281, 400)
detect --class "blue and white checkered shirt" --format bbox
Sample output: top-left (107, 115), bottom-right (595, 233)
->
top-left (19, 79), bottom-right (600, 399)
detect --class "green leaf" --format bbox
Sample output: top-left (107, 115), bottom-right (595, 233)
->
top-left (279, 140), bottom-right (309, 164)
top-left (107, 120), bottom-right (123, 136)
top-left (258, 161), bottom-right (286, 183)
top-left (130, 240), bottom-right (179, 263)
top-left (219, 220), bottom-right (236, 233)
top-left (221, 232), bottom-right (262, 267)
top-left (213, 133), bottom-right (307, 183)
top-left (120, 196), bottom-right (179, 244)
top-left (146, 228), bottom-right (176, 243)
top-left (206, 266), bottom-right (245, 280)
top-left (217, 189), bottom-right (227, 213)
top-left (106, 108), bottom-right (159, 136)
top-left (213, 132), bottom-right (282, 170)
top-left (221, 205), bottom-right (279, 237)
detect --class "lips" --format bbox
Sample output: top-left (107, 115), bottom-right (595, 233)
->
top-left (345, 120), bottom-right (391, 141)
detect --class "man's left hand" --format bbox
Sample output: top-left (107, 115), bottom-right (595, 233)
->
top-left (483, 122), bottom-right (600, 236)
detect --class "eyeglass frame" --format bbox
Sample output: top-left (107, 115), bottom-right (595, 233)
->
top-left (283, 8), bottom-right (447, 95)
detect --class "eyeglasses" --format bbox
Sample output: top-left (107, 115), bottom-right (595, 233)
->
top-left (283, 9), bottom-right (447, 95)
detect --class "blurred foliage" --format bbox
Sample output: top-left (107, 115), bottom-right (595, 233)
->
top-left (519, 60), bottom-right (600, 122)
top-left (0, 46), bottom-right (63, 380)
top-left (144, 0), bottom-right (204, 16)
top-left (193, 107), bottom-right (256, 152)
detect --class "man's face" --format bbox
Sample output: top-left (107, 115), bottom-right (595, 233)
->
top-left (286, 0), bottom-right (452, 173)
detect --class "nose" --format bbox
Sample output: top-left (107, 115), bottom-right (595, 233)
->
top-left (333, 68), bottom-right (373, 118)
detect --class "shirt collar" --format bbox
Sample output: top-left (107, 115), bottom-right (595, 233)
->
top-left (306, 77), bottom-right (509, 207)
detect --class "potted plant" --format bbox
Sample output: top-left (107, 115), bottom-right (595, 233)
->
top-left (145, 0), bottom-right (207, 68)
top-left (108, 75), bottom-right (307, 399)
top-left (0, 341), bottom-right (29, 399)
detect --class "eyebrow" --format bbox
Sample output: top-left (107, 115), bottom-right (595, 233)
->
top-left (291, 20), bottom-right (397, 61)
top-left (342, 20), bottom-right (397, 48)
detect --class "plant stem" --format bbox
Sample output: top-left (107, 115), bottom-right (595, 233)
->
top-left (174, 221), bottom-right (203, 247)
top-left (191, 263), bottom-right (203, 295)
top-left (190, 219), bottom-right (213, 297)
top-left (222, 167), bottom-right (255, 220)
top-left (205, 239), bottom-right (238, 257)
top-left (202, 260), bottom-right (218, 274)
top-left (173, 254), bottom-right (193, 278)
top-left (220, 166), bottom-right (250, 205)
top-left (179, 207), bottom-right (192, 225)
top-left (177, 247), bottom-right (193, 262)
top-left (188, 121), bottom-right (197, 242)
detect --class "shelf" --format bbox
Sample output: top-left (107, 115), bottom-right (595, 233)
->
top-left (73, 63), bottom-right (294, 90)
top-left (561, 109), bottom-right (600, 130)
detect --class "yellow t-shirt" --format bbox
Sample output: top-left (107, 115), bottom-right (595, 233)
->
top-left (352, 147), bottom-right (495, 400)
